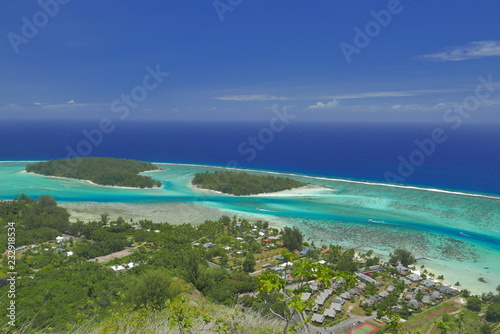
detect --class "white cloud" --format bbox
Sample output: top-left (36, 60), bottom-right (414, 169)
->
top-left (418, 40), bottom-right (500, 61)
top-left (40, 102), bottom-right (107, 110)
top-left (215, 94), bottom-right (293, 101)
top-left (324, 88), bottom-right (470, 101)
top-left (33, 102), bottom-right (43, 106)
top-left (0, 103), bottom-right (22, 112)
top-left (306, 99), bottom-right (339, 110)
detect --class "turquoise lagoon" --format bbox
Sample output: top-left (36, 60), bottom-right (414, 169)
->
top-left (1, 161), bottom-right (499, 294)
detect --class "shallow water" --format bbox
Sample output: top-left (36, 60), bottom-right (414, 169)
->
top-left (1, 161), bottom-right (499, 294)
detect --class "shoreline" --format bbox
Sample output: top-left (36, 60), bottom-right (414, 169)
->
top-left (23, 170), bottom-right (162, 190)
top-left (3, 160), bottom-right (499, 199)
top-left (190, 182), bottom-right (337, 197)
top-left (155, 162), bottom-right (500, 201)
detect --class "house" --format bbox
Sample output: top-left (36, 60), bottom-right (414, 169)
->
top-left (404, 292), bottom-right (415, 300)
top-left (430, 291), bottom-right (442, 300)
top-left (203, 243), bottom-right (216, 248)
top-left (315, 295), bottom-right (327, 306)
top-left (340, 292), bottom-right (352, 300)
top-left (369, 295), bottom-right (382, 303)
top-left (368, 265), bottom-right (383, 272)
top-left (320, 249), bottom-right (329, 254)
top-left (386, 285), bottom-right (395, 293)
top-left (330, 303), bottom-right (343, 312)
top-left (356, 273), bottom-right (382, 286)
top-left (279, 262), bottom-right (293, 268)
top-left (395, 265), bottom-right (409, 275)
top-left (300, 292), bottom-right (311, 301)
top-left (310, 282), bottom-right (320, 292)
top-left (407, 273), bottom-right (422, 282)
top-left (66, 251), bottom-right (74, 256)
top-left (437, 286), bottom-right (458, 295)
top-left (126, 262), bottom-right (137, 269)
top-left (55, 248), bottom-right (66, 253)
top-left (320, 290), bottom-right (333, 299)
top-left (111, 265), bottom-right (125, 272)
top-left (392, 304), bottom-right (403, 312)
top-left (421, 295), bottom-right (432, 304)
top-left (299, 247), bottom-right (315, 256)
top-left (400, 278), bottom-right (412, 286)
top-left (407, 299), bottom-right (420, 308)
top-left (379, 290), bottom-right (390, 298)
top-left (332, 297), bottom-right (345, 305)
top-left (311, 313), bottom-right (325, 324)
top-left (361, 300), bottom-right (373, 308)
top-left (323, 308), bottom-right (336, 318)
top-left (263, 238), bottom-right (271, 243)
top-left (56, 235), bottom-right (70, 243)
top-left (421, 279), bottom-right (435, 288)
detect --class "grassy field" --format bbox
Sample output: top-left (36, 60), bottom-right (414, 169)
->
top-left (400, 297), bottom-right (494, 334)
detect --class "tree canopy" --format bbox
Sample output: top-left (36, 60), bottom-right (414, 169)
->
top-left (281, 226), bottom-right (303, 252)
top-left (192, 170), bottom-right (306, 195)
top-left (389, 248), bottom-right (416, 267)
top-left (26, 157), bottom-right (162, 188)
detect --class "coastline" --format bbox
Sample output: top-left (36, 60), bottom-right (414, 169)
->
top-left (5, 160), bottom-right (500, 199)
top-left (3, 161), bottom-right (499, 294)
top-left (23, 170), bottom-right (162, 190)
top-left (190, 182), bottom-right (337, 198)
top-left (156, 162), bottom-right (500, 200)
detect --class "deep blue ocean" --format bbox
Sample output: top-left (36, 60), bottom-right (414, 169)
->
top-left (1, 120), bottom-right (499, 195)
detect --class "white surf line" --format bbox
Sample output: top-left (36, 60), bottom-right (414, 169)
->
top-left (155, 162), bottom-right (500, 201)
top-left (0, 160), bottom-right (43, 163)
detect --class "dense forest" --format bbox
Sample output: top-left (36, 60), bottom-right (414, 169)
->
top-left (192, 170), bottom-right (307, 195)
top-left (26, 157), bottom-right (162, 188)
top-left (0, 196), bottom-right (274, 332)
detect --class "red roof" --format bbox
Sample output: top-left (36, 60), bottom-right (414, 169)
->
top-left (320, 249), bottom-right (329, 254)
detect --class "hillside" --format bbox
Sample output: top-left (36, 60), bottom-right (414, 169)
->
top-left (26, 157), bottom-right (162, 188)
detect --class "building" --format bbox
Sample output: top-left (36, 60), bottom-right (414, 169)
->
top-left (330, 303), bottom-right (343, 312)
top-left (56, 235), bottom-right (71, 243)
top-left (407, 273), bottom-right (423, 282)
top-left (323, 308), bottom-right (336, 318)
top-left (421, 279), bottom-right (435, 288)
top-left (300, 292), bottom-right (311, 301)
top-left (407, 299), bottom-right (420, 308)
top-left (311, 313), bottom-right (325, 324)
top-left (299, 247), bottom-right (315, 256)
top-left (356, 273), bottom-right (382, 286)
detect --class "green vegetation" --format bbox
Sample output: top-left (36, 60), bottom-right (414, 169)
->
top-left (2, 195), bottom-right (500, 333)
top-left (389, 248), bottom-right (417, 267)
top-left (192, 170), bottom-right (307, 195)
top-left (26, 157), bottom-right (162, 188)
top-left (282, 226), bottom-right (304, 252)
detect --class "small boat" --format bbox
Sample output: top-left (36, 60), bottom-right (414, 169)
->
top-left (484, 266), bottom-right (489, 269)
top-left (368, 219), bottom-right (385, 224)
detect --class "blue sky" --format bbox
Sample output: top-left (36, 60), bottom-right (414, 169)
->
top-left (1, 0), bottom-right (500, 122)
